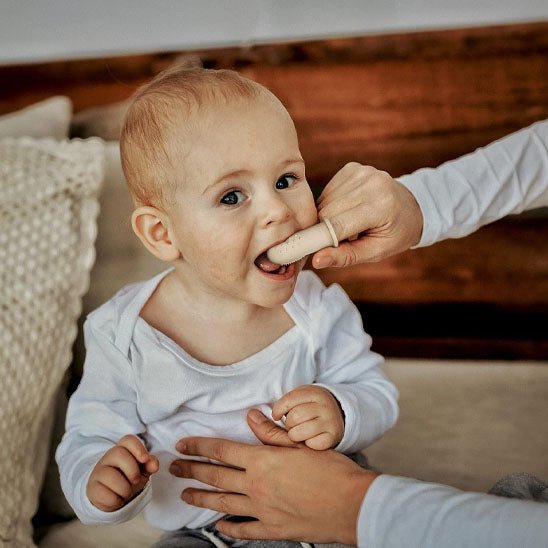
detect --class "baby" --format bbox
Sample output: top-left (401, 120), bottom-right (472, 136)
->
top-left (56, 67), bottom-right (398, 546)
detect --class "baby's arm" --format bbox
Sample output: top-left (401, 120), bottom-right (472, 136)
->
top-left (314, 289), bottom-right (398, 453)
top-left (272, 385), bottom-right (344, 450)
top-left (56, 318), bottom-right (153, 524)
top-left (87, 435), bottom-right (159, 512)
top-left (288, 272), bottom-right (399, 454)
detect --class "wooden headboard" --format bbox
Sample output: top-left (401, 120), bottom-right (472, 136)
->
top-left (2, 21), bottom-right (547, 359)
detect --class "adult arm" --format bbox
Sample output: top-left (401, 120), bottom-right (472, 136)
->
top-left (314, 119), bottom-right (548, 267)
top-left (399, 119), bottom-right (548, 246)
top-left (359, 475), bottom-right (548, 548)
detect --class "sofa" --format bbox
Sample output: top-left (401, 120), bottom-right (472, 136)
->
top-left (0, 24), bottom-right (547, 547)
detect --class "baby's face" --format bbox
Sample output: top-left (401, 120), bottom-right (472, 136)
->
top-left (165, 93), bottom-right (318, 308)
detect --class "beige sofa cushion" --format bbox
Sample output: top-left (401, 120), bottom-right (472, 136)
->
top-left (83, 141), bottom-right (164, 313)
top-left (0, 97), bottom-right (72, 140)
top-left (0, 137), bottom-right (103, 547)
top-left (368, 359), bottom-right (548, 492)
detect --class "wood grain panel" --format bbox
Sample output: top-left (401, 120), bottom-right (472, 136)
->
top-left (316, 218), bottom-right (548, 306)
top-left (2, 22), bottom-right (547, 185)
top-left (1, 22), bottom-right (546, 358)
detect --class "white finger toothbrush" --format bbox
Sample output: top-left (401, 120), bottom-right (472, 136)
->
top-left (266, 218), bottom-right (339, 265)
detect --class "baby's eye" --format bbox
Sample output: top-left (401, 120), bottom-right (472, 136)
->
top-left (220, 190), bottom-right (247, 206)
top-left (275, 174), bottom-right (298, 190)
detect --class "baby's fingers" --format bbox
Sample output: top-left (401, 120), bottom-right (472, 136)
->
top-left (88, 478), bottom-right (126, 512)
top-left (144, 454), bottom-right (160, 476)
top-left (287, 417), bottom-right (322, 443)
top-left (96, 466), bottom-right (134, 500)
top-left (284, 402), bottom-right (319, 429)
top-left (305, 432), bottom-right (335, 451)
top-left (102, 445), bottom-right (143, 486)
top-left (118, 434), bottom-right (150, 464)
top-left (272, 386), bottom-right (317, 421)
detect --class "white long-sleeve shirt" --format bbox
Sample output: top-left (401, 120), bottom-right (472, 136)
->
top-left (359, 120), bottom-right (548, 548)
top-left (56, 270), bottom-right (398, 531)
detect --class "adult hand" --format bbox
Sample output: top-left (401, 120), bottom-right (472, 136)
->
top-left (312, 163), bottom-right (423, 268)
top-left (170, 409), bottom-right (379, 544)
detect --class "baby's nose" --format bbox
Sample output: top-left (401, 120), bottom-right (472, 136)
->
top-left (262, 194), bottom-right (292, 225)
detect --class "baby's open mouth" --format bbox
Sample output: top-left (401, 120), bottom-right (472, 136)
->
top-left (254, 251), bottom-right (288, 275)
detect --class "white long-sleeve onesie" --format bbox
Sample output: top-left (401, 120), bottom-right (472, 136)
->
top-left (56, 270), bottom-right (398, 531)
top-left (358, 120), bottom-right (548, 548)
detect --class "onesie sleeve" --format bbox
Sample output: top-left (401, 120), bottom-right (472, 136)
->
top-left (55, 318), bottom-right (151, 525)
top-left (358, 474), bottom-right (548, 548)
top-left (302, 272), bottom-right (399, 454)
top-left (398, 119), bottom-right (548, 247)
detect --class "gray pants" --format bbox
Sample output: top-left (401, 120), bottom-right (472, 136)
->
top-left (151, 518), bottom-right (302, 548)
top-left (489, 472), bottom-right (548, 502)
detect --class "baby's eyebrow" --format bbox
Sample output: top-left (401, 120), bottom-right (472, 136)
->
top-left (281, 157), bottom-right (305, 168)
top-left (202, 169), bottom-right (251, 195)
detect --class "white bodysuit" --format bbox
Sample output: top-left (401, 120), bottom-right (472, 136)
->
top-left (56, 270), bottom-right (398, 530)
top-left (359, 120), bottom-right (548, 548)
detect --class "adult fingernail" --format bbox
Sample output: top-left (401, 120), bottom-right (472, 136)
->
top-left (181, 490), bottom-right (192, 503)
top-left (248, 409), bottom-right (267, 424)
top-left (314, 256), bottom-right (333, 269)
top-left (169, 463), bottom-right (181, 475)
top-left (176, 441), bottom-right (187, 453)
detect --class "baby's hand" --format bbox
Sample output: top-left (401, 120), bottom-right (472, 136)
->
top-left (86, 434), bottom-right (159, 512)
top-left (272, 385), bottom-right (344, 450)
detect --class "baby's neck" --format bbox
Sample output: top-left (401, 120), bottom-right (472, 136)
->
top-left (140, 271), bottom-right (295, 365)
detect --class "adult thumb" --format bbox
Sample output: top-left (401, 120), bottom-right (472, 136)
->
top-left (246, 409), bottom-right (297, 448)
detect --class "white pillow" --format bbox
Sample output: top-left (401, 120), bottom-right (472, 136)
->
top-left (0, 97), bottom-right (72, 140)
top-left (0, 137), bottom-right (104, 546)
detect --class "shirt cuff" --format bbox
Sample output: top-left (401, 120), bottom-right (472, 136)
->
top-left (397, 173), bottom-right (443, 248)
top-left (315, 383), bottom-right (380, 454)
top-left (78, 475), bottom-right (152, 525)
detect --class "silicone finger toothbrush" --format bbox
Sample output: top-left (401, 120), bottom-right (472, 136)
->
top-left (266, 218), bottom-right (339, 265)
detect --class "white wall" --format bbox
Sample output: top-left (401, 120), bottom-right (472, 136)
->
top-left (1, 0), bottom-right (547, 65)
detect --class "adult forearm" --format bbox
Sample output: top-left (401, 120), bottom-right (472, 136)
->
top-left (359, 475), bottom-right (548, 548)
top-left (399, 120), bottom-right (548, 247)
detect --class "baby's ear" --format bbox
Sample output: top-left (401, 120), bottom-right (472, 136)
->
top-left (131, 206), bottom-right (181, 262)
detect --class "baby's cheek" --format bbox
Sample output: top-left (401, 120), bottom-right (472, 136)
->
top-left (301, 198), bottom-right (319, 228)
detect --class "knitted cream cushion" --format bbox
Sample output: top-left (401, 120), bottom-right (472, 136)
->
top-left (0, 137), bottom-right (104, 547)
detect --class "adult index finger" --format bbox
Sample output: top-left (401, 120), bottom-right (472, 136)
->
top-left (176, 437), bottom-right (254, 469)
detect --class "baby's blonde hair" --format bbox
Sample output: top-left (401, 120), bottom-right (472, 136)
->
top-left (120, 66), bottom-right (262, 208)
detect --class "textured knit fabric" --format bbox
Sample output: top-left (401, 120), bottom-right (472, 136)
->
top-left (56, 270), bottom-right (398, 531)
top-left (0, 137), bottom-right (103, 547)
top-left (358, 120), bottom-right (548, 548)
